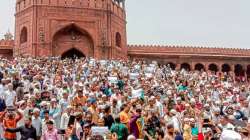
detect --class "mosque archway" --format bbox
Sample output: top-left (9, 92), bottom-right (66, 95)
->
top-left (180, 63), bottom-right (191, 71)
top-left (234, 64), bottom-right (244, 77)
top-left (167, 62), bottom-right (176, 70)
top-left (246, 65), bottom-right (250, 81)
top-left (52, 24), bottom-right (94, 57)
top-left (208, 63), bottom-right (218, 73)
top-left (61, 48), bottom-right (85, 59)
top-left (195, 63), bottom-right (205, 71)
top-left (222, 64), bottom-right (231, 73)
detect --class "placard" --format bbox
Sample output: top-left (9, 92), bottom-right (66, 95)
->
top-left (132, 88), bottom-right (144, 98)
top-left (108, 76), bottom-right (118, 84)
top-left (129, 73), bottom-right (139, 80)
top-left (91, 126), bottom-right (110, 136)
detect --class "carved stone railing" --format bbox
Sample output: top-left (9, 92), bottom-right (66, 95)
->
top-left (128, 44), bottom-right (250, 57)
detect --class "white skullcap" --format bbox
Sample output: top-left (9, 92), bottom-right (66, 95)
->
top-left (204, 104), bottom-right (209, 107)
top-left (184, 118), bottom-right (189, 122)
top-left (190, 98), bottom-right (196, 103)
top-left (215, 100), bottom-right (221, 105)
top-left (67, 106), bottom-right (73, 109)
top-left (127, 135), bottom-right (136, 140)
top-left (149, 96), bottom-right (155, 100)
top-left (51, 98), bottom-right (57, 102)
top-left (33, 108), bottom-right (40, 113)
top-left (170, 109), bottom-right (177, 115)
top-left (214, 107), bottom-right (220, 112)
top-left (189, 118), bottom-right (195, 122)
top-left (176, 97), bottom-right (181, 101)
top-left (40, 101), bottom-right (47, 106)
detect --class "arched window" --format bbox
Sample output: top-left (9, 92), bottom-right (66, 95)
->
top-left (222, 64), bottom-right (231, 73)
top-left (195, 63), bottom-right (205, 71)
top-left (234, 64), bottom-right (244, 77)
top-left (180, 63), bottom-right (191, 71)
top-left (208, 63), bottom-right (218, 72)
top-left (167, 62), bottom-right (176, 70)
top-left (115, 32), bottom-right (121, 47)
top-left (20, 27), bottom-right (28, 44)
top-left (247, 65), bottom-right (250, 81)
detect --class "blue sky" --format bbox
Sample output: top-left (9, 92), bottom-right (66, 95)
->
top-left (0, 0), bottom-right (250, 48)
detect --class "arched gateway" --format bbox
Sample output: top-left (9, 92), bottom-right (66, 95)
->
top-left (61, 48), bottom-right (85, 59)
top-left (52, 24), bottom-right (94, 58)
top-left (14, 0), bottom-right (127, 59)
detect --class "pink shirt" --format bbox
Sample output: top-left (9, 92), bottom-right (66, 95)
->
top-left (42, 129), bottom-right (59, 140)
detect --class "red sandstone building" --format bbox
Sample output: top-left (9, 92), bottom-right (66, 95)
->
top-left (0, 0), bottom-right (250, 79)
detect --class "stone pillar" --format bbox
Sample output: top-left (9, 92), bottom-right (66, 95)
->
top-left (217, 63), bottom-right (222, 77)
top-left (231, 64), bottom-right (235, 82)
top-left (205, 63), bottom-right (209, 72)
top-left (191, 63), bottom-right (195, 71)
top-left (176, 63), bottom-right (181, 71)
top-left (243, 65), bottom-right (247, 82)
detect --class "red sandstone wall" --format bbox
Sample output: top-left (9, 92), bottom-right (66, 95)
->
top-left (0, 40), bottom-right (14, 59)
top-left (128, 45), bottom-right (250, 57)
top-left (15, 0), bottom-right (127, 59)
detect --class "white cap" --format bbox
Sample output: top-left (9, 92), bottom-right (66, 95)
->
top-left (214, 107), bottom-right (220, 112)
top-left (215, 100), bottom-right (221, 105)
top-left (51, 98), bottom-right (57, 102)
top-left (204, 104), bottom-right (209, 107)
top-left (190, 98), bottom-right (196, 103)
top-left (189, 118), bottom-right (195, 122)
top-left (127, 135), bottom-right (136, 140)
top-left (184, 118), bottom-right (189, 122)
top-left (40, 101), bottom-right (47, 106)
top-left (176, 97), bottom-right (181, 101)
top-left (149, 96), bottom-right (155, 100)
top-left (33, 108), bottom-right (40, 113)
top-left (67, 106), bottom-right (73, 109)
top-left (170, 109), bottom-right (177, 115)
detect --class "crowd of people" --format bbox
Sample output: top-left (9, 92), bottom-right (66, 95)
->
top-left (0, 57), bottom-right (249, 140)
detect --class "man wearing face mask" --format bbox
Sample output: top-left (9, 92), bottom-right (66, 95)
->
top-left (4, 117), bottom-right (37, 140)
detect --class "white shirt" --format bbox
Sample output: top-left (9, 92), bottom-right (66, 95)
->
top-left (218, 123), bottom-right (235, 131)
top-left (169, 116), bottom-right (182, 132)
top-left (59, 98), bottom-right (69, 113)
top-left (60, 113), bottom-right (69, 129)
top-left (4, 90), bottom-right (16, 106)
top-left (156, 100), bottom-right (164, 117)
top-left (76, 121), bottom-right (83, 140)
top-left (0, 84), bottom-right (4, 97)
top-left (32, 116), bottom-right (42, 136)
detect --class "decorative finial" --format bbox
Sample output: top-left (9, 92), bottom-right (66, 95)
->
top-left (4, 29), bottom-right (13, 40)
